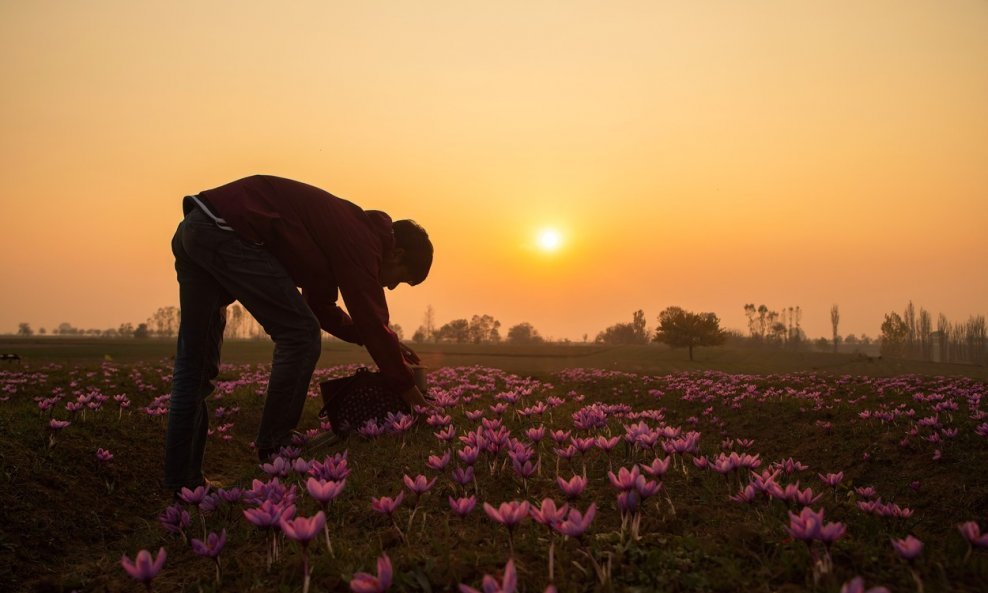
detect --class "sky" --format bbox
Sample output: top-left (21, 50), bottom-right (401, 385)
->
top-left (1, 1), bottom-right (986, 342)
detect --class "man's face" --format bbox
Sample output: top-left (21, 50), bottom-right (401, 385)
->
top-left (380, 251), bottom-right (414, 290)
top-left (380, 263), bottom-right (412, 290)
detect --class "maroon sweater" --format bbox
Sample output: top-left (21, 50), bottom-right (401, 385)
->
top-left (198, 175), bottom-right (414, 392)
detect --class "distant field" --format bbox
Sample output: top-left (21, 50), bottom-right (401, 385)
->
top-left (2, 337), bottom-right (986, 379)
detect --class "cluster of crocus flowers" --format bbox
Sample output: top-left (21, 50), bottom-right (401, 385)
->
top-left (786, 506), bottom-right (846, 548)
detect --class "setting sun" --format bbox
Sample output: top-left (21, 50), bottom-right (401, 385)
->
top-left (536, 228), bottom-right (563, 252)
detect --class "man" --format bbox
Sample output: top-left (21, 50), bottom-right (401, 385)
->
top-left (164, 174), bottom-right (432, 493)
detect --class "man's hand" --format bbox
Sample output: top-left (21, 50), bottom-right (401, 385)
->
top-left (399, 343), bottom-right (421, 365)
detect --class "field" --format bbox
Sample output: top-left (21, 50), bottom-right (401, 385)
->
top-left (1, 338), bottom-right (987, 592)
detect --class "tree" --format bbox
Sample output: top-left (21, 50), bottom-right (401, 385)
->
top-left (653, 306), bottom-right (726, 361)
top-left (134, 323), bottom-right (150, 339)
top-left (880, 312), bottom-right (909, 358)
top-left (507, 322), bottom-right (543, 344)
top-left (830, 304), bottom-right (840, 353)
top-left (118, 322), bottom-right (135, 338)
top-left (422, 305), bottom-right (436, 343)
top-left (412, 326), bottom-right (428, 344)
top-left (632, 310), bottom-right (648, 343)
top-left (468, 314), bottom-right (501, 344)
top-left (389, 323), bottom-right (404, 341)
top-left (435, 319), bottom-right (470, 343)
top-left (596, 311), bottom-right (650, 345)
top-left (17, 322), bottom-right (33, 336)
top-left (148, 306), bottom-right (181, 338)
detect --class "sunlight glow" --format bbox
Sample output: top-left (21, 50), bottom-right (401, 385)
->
top-left (537, 228), bottom-right (563, 252)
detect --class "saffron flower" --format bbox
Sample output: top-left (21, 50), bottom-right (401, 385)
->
top-left (819, 472), bottom-right (844, 487)
top-left (281, 511), bottom-right (326, 545)
top-left (554, 503), bottom-right (597, 539)
top-left (244, 500), bottom-right (296, 529)
top-left (459, 558), bottom-right (516, 593)
top-left (120, 547), bottom-right (166, 588)
top-left (641, 457), bottom-right (672, 477)
top-left (403, 474), bottom-right (437, 496)
top-left (351, 552), bottom-right (393, 593)
top-left (281, 512), bottom-right (326, 593)
top-left (449, 495), bottom-right (477, 518)
top-left (49, 419), bottom-right (71, 431)
top-left (891, 535), bottom-right (923, 560)
top-left (839, 576), bottom-right (890, 593)
top-left (787, 506), bottom-right (824, 542)
top-left (484, 501), bottom-right (531, 529)
top-left (452, 466), bottom-right (475, 486)
top-left (426, 451), bottom-right (452, 471)
top-left (158, 504), bottom-right (190, 537)
top-left (96, 448), bottom-right (114, 462)
top-left (178, 485), bottom-right (208, 505)
top-left (958, 521), bottom-right (988, 547)
top-left (557, 474), bottom-right (587, 499)
top-left (191, 529), bottom-right (227, 558)
top-left (306, 477), bottom-right (346, 506)
top-left (530, 498), bottom-right (569, 528)
top-left (607, 466), bottom-right (641, 492)
top-left (371, 492), bottom-right (405, 517)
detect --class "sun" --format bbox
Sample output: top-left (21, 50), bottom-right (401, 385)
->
top-left (536, 228), bottom-right (563, 252)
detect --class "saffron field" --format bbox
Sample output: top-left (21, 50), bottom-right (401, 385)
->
top-left (1, 346), bottom-right (987, 592)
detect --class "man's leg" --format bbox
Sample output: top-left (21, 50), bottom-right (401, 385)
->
top-left (164, 216), bottom-right (232, 492)
top-left (178, 210), bottom-right (322, 458)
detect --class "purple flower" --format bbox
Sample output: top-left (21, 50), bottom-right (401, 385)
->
top-left (403, 474), bottom-right (437, 495)
top-left (525, 426), bottom-right (546, 442)
top-left (178, 485), bottom-right (208, 505)
top-left (426, 452), bottom-right (452, 471)
top-left (839, 576), bottom-right (891, 593)
top-left (280, 511), bottom-right (326, 545)
top-left (191, 529), bottom-right (227, 558)
top-left (120, 547), bottom-right (166, 586)
top-left (49, 419), bottom-right (71, 431)
top-left (458, 446), bottom-right (480, 466)
top-left (243, 500), bottom-right (296, 529)
top-left (617, 490), bottom-right (641, 515)
top-left (818, 521), bottom-right (847, 545)
top-left (891, 535), bottom-right (923, 560)
top-left (96, 448), bottom-right (114, 462)
top-left (530, 498), bottom-right (569, 528)
top-left (958, 521), bottom-right (988, 547)
top-left (449, 495), bottom-right (477, 518)
top-left (350, 552), bottom-right (393, 593)
top-left (787, 506), bottom-right (824, 542)
top-left (158, 504), bottom-right (190, 535)
top-left (260, 456), bottom-right (291, 478)
top-left (459, 558), bottom-right (516, 593)
top-left (607, 466), bottom-right (641, 491)
top-left (554, 503), bottom-right (597, 538)
top-left (306, 477), bottom-right (346, 505)
top-left (483, 501), bottom-right (530, 529)
top-left (217, 487), bottom-right (243, 504)
top-left (452, 466), bottom-right (475, 486)
top-left (641, 457), bottom-right (671, 477)
top-left (557, 474), bottom-right (587, 499)
top-left (371, 492), bottom-right (405, 516)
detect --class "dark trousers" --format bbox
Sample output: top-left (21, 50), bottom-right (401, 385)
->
top-left (164, 207), bottom-right (322, 491)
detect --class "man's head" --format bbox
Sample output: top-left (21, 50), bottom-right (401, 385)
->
top-left (380, 219), bottom-right (433, 290)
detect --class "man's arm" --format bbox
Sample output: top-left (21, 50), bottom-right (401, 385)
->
top-left (302, 285), bottom-right (363, 344)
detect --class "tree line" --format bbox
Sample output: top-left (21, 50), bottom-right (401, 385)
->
top-left (880, 301), bottom-right (987, 365)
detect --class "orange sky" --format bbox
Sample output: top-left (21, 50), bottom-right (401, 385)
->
top-left (1, 1), bottom-right (986, 341)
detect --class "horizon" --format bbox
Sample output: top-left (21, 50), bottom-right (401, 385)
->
top-left (1, 1), bottom-right (986, 342)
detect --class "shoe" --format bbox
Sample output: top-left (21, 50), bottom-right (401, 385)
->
top-left (295, 430), bottom-right (345, 456)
